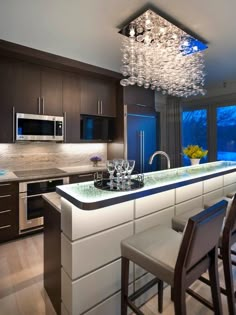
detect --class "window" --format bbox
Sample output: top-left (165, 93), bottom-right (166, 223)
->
top-left (181, 103), bottom-right (236, 165)
top-left (182, 109), bottom-right (208, 166)
top-left (217, 105), bottom-right (236, 161)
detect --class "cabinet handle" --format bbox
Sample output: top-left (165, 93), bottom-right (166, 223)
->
top-left (64, 112), bottom-right (67, 143)
top-left (38, 97), bottom-right (41, 114)
top-left (0, 183), bottom-right (11, 187)
top-left (78, 173), bottom-right (94, 177)
top-left (42, 97), bottom-right (45, 114)
top-left (0, 195), bottom-right (11, 199)
top-left (0, 210), bottom-right (11, 214)
top-left (97, 100), bottom-right (100, 115)
top-left (100, 100), bottom-right (103, 115)
top-left (0, 224), bottom-right (11, 230)
top-left (12, 106), bottom-right (15, 143)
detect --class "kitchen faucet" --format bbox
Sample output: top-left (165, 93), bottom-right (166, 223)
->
top-left (149, 151), bottom-right (171, 169)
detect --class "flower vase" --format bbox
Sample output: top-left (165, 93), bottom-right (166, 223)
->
top-left (190, 158), bottom-right (201, 165)
top-left (93, 161), bottom-right (98, 167)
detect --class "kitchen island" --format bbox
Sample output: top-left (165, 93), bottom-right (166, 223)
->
top-left (45, 161), bottom-right (236, 315)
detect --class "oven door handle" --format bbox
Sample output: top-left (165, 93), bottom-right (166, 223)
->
top-left (23, 193), bottom-right (43, 198)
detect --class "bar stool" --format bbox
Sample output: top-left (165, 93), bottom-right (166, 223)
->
top-left (172, 194), bottom-right (236, 315)
top-left (121, 200), bottom-right (227, 315)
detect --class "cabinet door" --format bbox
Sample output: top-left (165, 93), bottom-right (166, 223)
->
top-left (124, 85), bottom-right (155, 108)
top-left (63, 72), bottom-right (80, 143)
top-left (41, 67), bottom-right (63, 116)
top-left (80, 77), bottom-right (100, 115)
top-left (0, 57), bottom-right (15, 142)
top-left (100, 80), bottom-right (116, 117)
top-left (14, 61), bottom-right (41, 114)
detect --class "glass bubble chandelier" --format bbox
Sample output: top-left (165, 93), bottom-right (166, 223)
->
top-left (120, 9), bottom-right (208, 98)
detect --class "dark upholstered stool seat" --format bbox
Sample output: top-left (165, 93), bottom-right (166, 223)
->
top-left (172, 207), bottom-right (204, 232)
top-left (121, 225), bottom-right (182, 286)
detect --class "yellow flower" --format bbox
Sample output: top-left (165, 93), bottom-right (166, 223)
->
top-left (183, 145), bottom-right (208, 159)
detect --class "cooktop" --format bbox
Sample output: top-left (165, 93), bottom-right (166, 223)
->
top-left (14, 168), bottom-right (66, 178)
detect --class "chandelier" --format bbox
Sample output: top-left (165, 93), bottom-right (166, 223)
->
top-left (119, 9), bottom-right (208, 98)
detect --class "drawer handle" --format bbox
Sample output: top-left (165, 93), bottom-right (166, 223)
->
top-left (78, 173), bottom-right (93, 177)
top-left (0, 210), bottom-right (11, 214)
top-left (0, 194), bottom-right (11, 199)
top-left (0, 184), bottom-right (11, 187)
top-left (0, 224), bottom-right (11, 230)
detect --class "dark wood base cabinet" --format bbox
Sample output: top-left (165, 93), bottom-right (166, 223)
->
top-left (0, 182), bottom-right (19, 242)
top-left (43, 200), bottom-right (61, 315)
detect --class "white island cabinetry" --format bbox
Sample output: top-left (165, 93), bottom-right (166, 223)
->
top-left (58, 161), bottom-right (236, 315)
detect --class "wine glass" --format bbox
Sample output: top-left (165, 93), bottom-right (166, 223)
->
top-left (106, 160), bottom-right (115, 187)
top-left (127, 160), bottom-right (135, 185)
top-left (113, 159), bottom-right (124, 189)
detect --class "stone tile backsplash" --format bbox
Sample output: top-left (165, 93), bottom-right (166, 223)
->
top-left (0, 143), bottom-right (107, 171)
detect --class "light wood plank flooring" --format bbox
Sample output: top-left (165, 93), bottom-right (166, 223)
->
top-left (0, 233), bottom-right (235, 315)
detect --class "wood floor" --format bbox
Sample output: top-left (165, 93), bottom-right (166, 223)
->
top-left (0, 233), bottom-right (235, 315)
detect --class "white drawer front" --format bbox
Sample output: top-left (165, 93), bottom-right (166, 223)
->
top-left (135, 206), bottom-right (175, 234)
top-left (224, 172), bottom-right (236, 186)
top-left (203, 189), bottom-right (224, 204)
top-left (224, 183), bottom-right (236, 196)
top-left (135, 189), bottom-right (175, 218)
top-left (62, 260), bottom-right (130, 315)
top-left (61, 198), bottom-right (134, 241)
top-left (175, 196), bottom-right (203, 216)
top-left (176, 182), bottom-right (203, 204)
top-left (84, 285), bottom-right (133, 315)
top-left (203, 176), bottom-right (223, 194)
top-left (62, 221), bottom-right (133, 279)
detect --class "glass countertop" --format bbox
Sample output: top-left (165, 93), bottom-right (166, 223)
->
top-left (56, 161), bottom-right (236, 207)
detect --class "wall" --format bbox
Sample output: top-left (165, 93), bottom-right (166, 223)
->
top-left (0, 143), bottom-right (107, 171)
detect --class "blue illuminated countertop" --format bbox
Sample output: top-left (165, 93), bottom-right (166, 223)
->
top-left (56, 161), bottom-right (236, 210)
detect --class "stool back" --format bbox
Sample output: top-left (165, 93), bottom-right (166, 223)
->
top-left (176, 200), bottom-right (227, 272)
top-left (223, 194), bottom-right (236, 244)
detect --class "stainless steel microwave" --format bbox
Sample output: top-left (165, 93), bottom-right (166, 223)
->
top-left (16, 113), bottom-right (64, 141)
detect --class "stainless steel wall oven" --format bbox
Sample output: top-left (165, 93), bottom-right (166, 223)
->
top-left (19, 177), bottom-right (69, 234)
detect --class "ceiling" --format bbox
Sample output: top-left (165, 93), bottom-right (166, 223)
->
top-left (0, 0), bottom-right (236, 86)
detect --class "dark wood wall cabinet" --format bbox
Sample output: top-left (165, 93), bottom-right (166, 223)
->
top-left (80, 76), bottom-right (116, 117)
top-left (0, 54), bottom-right (117, 143)
top-left (0, 182), bottom-right (19, 242)
top-left (13, 61), bottom-right (63, 116)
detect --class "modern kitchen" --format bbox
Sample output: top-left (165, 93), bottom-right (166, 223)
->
top-left (1, 1), bottom-right (236, 315)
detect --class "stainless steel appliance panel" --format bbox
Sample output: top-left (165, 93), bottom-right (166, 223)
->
top-left (16, 113), bottom-right (64, 141)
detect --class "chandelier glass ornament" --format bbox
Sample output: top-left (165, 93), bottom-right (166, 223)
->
top-left (120, 9), bottom-right (208, 98)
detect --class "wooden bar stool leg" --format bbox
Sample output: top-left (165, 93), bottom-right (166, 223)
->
top-left (170, 287), bottom-right (174, 301)
top-left (158, 280), bottom-right (164, 313)
top-left (208, 248), bottom-right (223, 315)
top-left (121, 257), bottom-right (129, 315)
top-left (173, 284), bottom-right (186, 315)
top-left (222, 246), bottom-right (236, 315)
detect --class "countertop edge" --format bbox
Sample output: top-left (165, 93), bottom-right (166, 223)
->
top-left (56, 167), bottom-right (236, 210)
